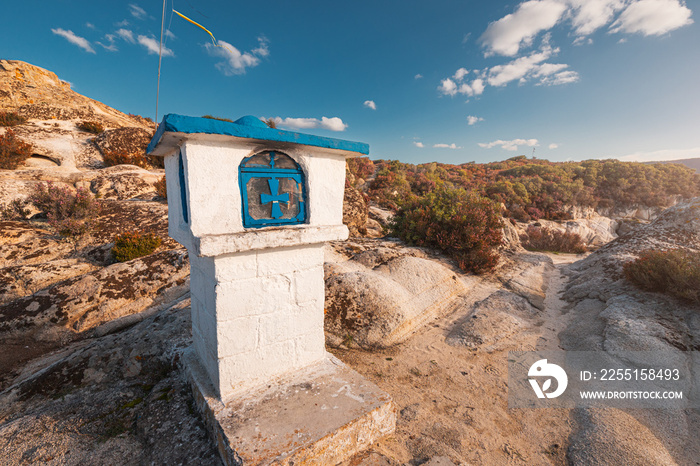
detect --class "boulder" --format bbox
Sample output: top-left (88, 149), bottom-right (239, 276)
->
top-left (325, 244), bottom-right (473, 349)
top-left (89, 165), bottom-right (162, 200)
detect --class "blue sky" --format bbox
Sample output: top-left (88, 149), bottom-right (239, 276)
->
top-left (3, 1), bottom-right (698, 164)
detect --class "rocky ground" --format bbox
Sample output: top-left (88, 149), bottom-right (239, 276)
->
top-left (1, 60), bottom-right (698, 465)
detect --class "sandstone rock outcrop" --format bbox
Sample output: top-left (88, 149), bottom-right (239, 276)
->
top-left (324, 240), bottom-right (477, 348)
top-left (560, 198), bottom-right (700, 464)
top-left (0, 60), bottom-right (152, 130)
top-left (0, 298), bottom-right (220, 465)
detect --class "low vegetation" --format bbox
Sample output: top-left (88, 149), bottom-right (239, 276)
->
top-left (103, 150), bottom-right (161, 170)
top-left (155, 175), bottom-right (167, 200)
top-left (29, 182), bottom-right (99, 238)
top-left (202, 115), bottom-right (233, 123)
top-left (391, 186), bottom-right (504, 273)
top-left (112, 231), bottom-right (162, 262)
top-left (623, 249), bottom-right (700, 303)
top-left (0, 198), bottom-right (31, 220)
top-left (360, 157), bottom-right (700, 220)
top-left (77, 120), bottom-right (105, 134)
top-left (0, 129), bottom-right (33, 169)
top-left (521, 226), bottom-right (587, 254)
top-left (0, 111), bottom-right (27, 127)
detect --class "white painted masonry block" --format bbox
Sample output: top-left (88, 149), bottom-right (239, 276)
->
top-left (148, 114), bottom-right (366, 401)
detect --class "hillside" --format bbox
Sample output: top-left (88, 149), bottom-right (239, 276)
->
top-left (657, 157), bottom-right (700, 173)
top-left (0, 60), bottom-right (152, 130)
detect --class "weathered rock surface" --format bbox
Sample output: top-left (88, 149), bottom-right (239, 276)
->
top-left (561, 198), bottom-right (700, 464)
top-left (0, 298), bottom-right (221, 465)
top-left (324, 240), bottom-right (477, 348)
top-left (93, 127), bottom-right (153, 158)
top-left (89, 165), bottom-right (162, 200)
top-left (446, 290), bottom-right (538, 352)
top-left (568, 408), bottom-right (677, 466)
top-left (497, 252), bottom-right (552, 310)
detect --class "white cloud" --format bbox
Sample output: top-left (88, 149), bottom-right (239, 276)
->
top-left (97, 34), bottom-right (118, 52)
top-left (480, 0), bottom-right (692, 59)
top-left (415, 73), bottom-right (423, 79)
top-left (610, 0), bottom-right (693, 36)
top-left (434, 143), bottom-right (462, 149)
top-left (129, 4), bottom-right (147, 20)
top-left (440, 39), bottom-right (579, 98)
top-left (116, 28), bottom-right (135, 43)
top-left (454, 67), bottom-right (470, 80)
top-left (51, 28), bottom-right (96, 54)
top-left (86, 22), bottom-right (95, 30)
top-left (206, 37), bottom-right (269, 75)
top-left (548, 143), bottom-right (559, 149)
top-left (364, 100), bottom-right (377, 110)
top-left (165, 29), bottom-right (176, 40)
top-left (271, 116), bottom-right (348, 132)
top-left (480, 0), bottom-right (568, 56)
top-left (616, 146), bottom-right (700, 162)
top-left (115, 19), bottom-right (130, 27)
top-left (467, 115), bottom-right (484, 125)
top-left (137, 35), bottom-right (174, 56)
top-left (438, 78), bottom-right (458, 96)
top-left (413, 141), bottom-right (425, 148)
top-left (568, 0), bottom-right (626, 36)
top-left (478, 138), bottom-right (539, 151)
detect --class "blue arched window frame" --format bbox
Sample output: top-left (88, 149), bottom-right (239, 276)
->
top-left (239, 151), bottom-right (307, 228)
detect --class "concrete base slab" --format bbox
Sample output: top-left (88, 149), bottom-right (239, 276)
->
top-left (182, 348), bottom-right (396, 465)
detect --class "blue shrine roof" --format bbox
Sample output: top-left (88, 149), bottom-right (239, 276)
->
top-left (147, 114), bottom-right (369, 155)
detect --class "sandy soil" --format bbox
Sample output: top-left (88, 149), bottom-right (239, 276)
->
top-left (337, 254), bottom-right (582, 465)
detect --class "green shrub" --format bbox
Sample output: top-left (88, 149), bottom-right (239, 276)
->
top-left (391, 186), bottom-right (503, 273)
top-left (521, 226), bottom-right (587, 254)
top-left (29, 182), bottom-right (99, 238)
top-left (155, 175), bottom-right (167, 200)
top-left (77, 120), bottom-right (104, 134)
top-left (623, 249), bottom-right (700, 303)
top-left (0, 129), bottom-right (33, 169)
top-left (0, 111), bottom-right (27, 127)
top-left (112, 231), bottom-right (162, 262)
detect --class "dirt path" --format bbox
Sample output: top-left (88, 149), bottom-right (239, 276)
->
top-left (536, 254), bottom-right (580, 351)
top-left (336, 254), bottom-right (583, 465)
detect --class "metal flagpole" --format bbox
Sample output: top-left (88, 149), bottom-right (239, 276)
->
top-left (155, 0), bottom-right (167, 131)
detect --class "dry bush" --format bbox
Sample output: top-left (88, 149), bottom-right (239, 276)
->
top-left (103, 150), bottom-right (161, 169)
top-left (155, 175), bottom-right (167, 200)
top-left (77, 120), bottom-right (105, 134)
top-left (29, 182), bottom-right (99, 238)
top-left (521, 225), bottom-right (587, 254)
top-left (0, 129), bottom-right (33, 169)
top-left (112, 231), bottom-right (162, 262)
top-left (0, 111), bottom-right (27, 127)
top-left (623, 249), bottom-right (700, 303)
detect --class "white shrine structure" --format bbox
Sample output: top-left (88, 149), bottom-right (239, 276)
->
top-left (148, 114), bottom-right (395, 465)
